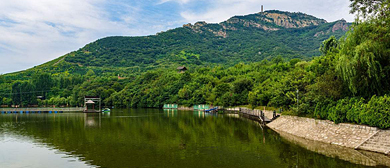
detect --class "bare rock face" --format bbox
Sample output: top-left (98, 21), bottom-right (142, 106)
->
top-left (214, 30), bottom-right (227, 38)
top-left (314, 19), bottom-right (349, 37)
top-left (183, 23), bottom-right (192, 28)
top-left (240, 19), bottom-right (280, 31)
top-left (223, 16), bottom-right (280, 31)
top-left (183, 21), bottom-right (228, 38)
top-left (194, 21), bottom-right (207, 27)
top-left (263, 12), bottom-right (327, 28)
top-left (183, 10), bottom-right (346, 38)
top-left (331, 19), bottom-right (349, 32)
top-left (223, 11), bottom-right (327, 31)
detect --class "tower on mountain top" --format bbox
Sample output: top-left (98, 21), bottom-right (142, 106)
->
top-left (261, 5), bottom-right (263, 12)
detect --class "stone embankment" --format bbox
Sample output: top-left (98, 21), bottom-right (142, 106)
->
top-left (267, 115), bottom-right (390, 155)
top-left (358, 130), bottom-right (390, 154)
top-left (277, 131), bottom-right (390, 167)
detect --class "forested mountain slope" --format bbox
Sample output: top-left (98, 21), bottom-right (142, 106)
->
top-left (63, 10), bottom-right (348, 70)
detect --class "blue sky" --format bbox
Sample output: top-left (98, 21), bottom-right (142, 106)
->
top-left (0, 0), bottom-right (354, 74)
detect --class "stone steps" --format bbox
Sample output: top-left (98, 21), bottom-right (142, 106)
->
top-left (358, 130), bottom-right (390, 154)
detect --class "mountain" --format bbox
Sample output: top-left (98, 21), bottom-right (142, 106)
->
top-left (0, 10), bottom-right (352, 109)
top-left (3, 8), bottom-right (390, 130)
top-left (5, 10), bottom-right (350, 77)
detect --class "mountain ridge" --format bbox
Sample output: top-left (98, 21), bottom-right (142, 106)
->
top-left (183, 11), bottom-right (329, 38)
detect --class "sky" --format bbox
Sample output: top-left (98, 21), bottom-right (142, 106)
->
top-left (0, 0), bottom-right (355, 74)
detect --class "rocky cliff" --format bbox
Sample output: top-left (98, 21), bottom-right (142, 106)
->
top-left (315, 19), bottom-right (349, 37)
top-left (183, 10), bottom-right (342, 39)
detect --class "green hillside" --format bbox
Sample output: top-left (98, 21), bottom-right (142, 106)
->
top-left (0, 10), bottom-right (351, 107)
top-left (62, 11), bottom-right (348, 71)
top-left (0, 10), bottom-right (367, 124)
top-left (1, 10), bottom-right (348, 78)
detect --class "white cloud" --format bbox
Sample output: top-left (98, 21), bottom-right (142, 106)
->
top-left (158, 0), bottom-right (192, 5)
top-left (0, 0), bottom-right (143, 74)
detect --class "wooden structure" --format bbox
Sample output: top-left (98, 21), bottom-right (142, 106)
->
top-left (84, 96), bottom-right (101, 113)
top-left (238, 107), bottom-right (276, 125)
top-left (177, 66), bottom-right (187, 73)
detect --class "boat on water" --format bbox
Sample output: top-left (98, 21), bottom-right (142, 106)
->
top-left (102, 108), bottom-right (111, 112)
top-left (204, 107), bottom-right (218, 113)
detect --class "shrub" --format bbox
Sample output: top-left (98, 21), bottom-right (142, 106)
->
top-left (318, 95), bottom-right (390, 129)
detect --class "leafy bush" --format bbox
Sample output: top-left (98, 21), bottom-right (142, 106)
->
top-left (360, 95), bottom-right (390, 129)
top-left (314, 95), bottom-right (390, 129)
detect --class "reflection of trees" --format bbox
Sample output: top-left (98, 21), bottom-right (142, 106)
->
top-left (0, 110), bottom-right (369, 168)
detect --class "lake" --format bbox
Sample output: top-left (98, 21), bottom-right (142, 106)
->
top-left (0, 109), bottom-right (382, 168)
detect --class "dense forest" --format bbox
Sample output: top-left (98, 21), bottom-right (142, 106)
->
top-left (0, 0), bottom-right (389, 128)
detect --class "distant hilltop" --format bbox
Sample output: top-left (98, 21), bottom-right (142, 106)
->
top-left (184, 10), bottom-right (329, 34)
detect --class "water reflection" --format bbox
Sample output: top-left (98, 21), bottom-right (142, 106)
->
top-left (193, 111), bottom-right (205, 118)
top-left (102, 112), bottom-right (110, 117)
top-left (0, 134), bottom-right (94, 168)
top-left (84, 113), bottom-right (101, 128)
top-left (225, 113), bottom-right (240, 118)
top-left (0, 109), bottom-right (381, 168)
top-left (164, 109), bottom-right (177, 117)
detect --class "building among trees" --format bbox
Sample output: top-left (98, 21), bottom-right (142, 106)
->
top-left (177, 66), bottom-right (187, 73)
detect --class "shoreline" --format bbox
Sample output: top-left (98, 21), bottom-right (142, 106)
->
top-left (266, 115), bottom-right (390, 155)
top-left (232, 108), bottom-right (390, 166)
top-left (276, 129), bottom-right (390, 167)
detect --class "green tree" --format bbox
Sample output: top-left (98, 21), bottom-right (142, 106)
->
top-left (32, 73), bottom-right (53, 98)
top-left (349, 0), bottom-right (389, 19)
top-left (319, 36), bottom-right (339, 55)
top-left (11, 81), bottom-right (22, 105)
top-left (336, 19), bottom-right (390, 96)
top-left (11, 81), bottom-right (36, 106)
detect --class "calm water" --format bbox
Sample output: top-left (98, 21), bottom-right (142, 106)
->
top-left (0, 109), bottom-right (381, 168)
